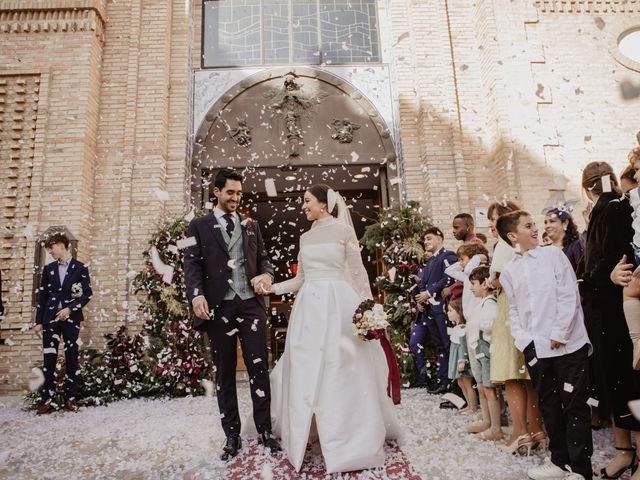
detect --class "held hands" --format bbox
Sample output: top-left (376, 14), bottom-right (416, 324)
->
top-left (250, 274), bottom-right (274, 295)
top-left (610, 255), bottom-right (637, 287)
top-left (457, 362), bottom-right (466, 373)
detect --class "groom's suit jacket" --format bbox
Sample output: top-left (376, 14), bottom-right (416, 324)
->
top-left (183, 212), bottom-right (273, 331)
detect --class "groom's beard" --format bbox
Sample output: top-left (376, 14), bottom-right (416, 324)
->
top-left (218, 200), bottom-right (239, 213)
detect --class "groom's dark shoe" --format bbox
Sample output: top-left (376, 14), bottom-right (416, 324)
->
top-left (258, 431), bottom-right (282, 453)
top-left (220, 434), bottom-right (242, 461)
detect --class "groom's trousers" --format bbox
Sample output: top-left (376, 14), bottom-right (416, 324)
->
top-left (205, 296), bottom-right (271, 437)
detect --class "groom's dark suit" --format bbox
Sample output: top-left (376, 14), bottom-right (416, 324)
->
top-left (184, 211), bottom-right (274, 437)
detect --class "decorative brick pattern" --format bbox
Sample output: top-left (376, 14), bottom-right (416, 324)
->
top-left (0, 74), bottom-right (39, 323)
top-left (535, 1), bottom-right (640, 13)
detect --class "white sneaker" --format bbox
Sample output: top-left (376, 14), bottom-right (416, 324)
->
top-left (563, 472), bottom-right (585, 480)
top-left (527, 459), bottom-right (567, 480)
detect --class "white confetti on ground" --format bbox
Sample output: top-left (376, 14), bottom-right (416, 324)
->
top-left (0, 388), bottom-right (616, 479)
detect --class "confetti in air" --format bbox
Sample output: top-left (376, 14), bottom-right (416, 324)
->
top-left (150, 246), bottom-right (174, 284)
top-left (153, 189), bottom-right (170, 202)
top-left (265, 178), bottom-right (278, 197)
top-left (176, 236), bottom-right (197, 250)
top-left (28, 367), bottom-right (45, 392)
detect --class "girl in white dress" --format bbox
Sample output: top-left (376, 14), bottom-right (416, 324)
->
top-left (261, 184), bottom-right (401, 474)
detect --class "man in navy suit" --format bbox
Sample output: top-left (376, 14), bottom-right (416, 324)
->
top-left (33, 232), bottom-right (92, 414)
top-left (410, 227), bottom-right (457, 393)
top-left (184, 169), bottom-right (281, 460)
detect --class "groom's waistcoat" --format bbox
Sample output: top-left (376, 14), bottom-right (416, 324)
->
top-left (222, 218), bottom-right (255, 301)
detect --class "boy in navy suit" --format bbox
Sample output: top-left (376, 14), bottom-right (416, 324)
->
top-left (33, 233), bottom-right (92, 414)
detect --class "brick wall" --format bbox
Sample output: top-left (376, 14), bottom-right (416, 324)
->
top-left (0, 0), bottom-right (107, 393)
top-left (1, 0), bottom-right (639, 394)
top-left (0, 0), bottom-right (192, 395)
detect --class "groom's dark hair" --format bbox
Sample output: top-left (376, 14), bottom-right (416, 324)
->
top-left (214, 169), bottom-right (243, 191)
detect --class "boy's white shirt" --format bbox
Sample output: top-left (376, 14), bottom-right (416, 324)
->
top-left (477, 295), bottom-right (498, 344)
top-left (466, 294), bottom-right (496, 349)
top-left (500, 245), bottom-right (591, 359)
top-left (444, 254), bottom-right (483, 317)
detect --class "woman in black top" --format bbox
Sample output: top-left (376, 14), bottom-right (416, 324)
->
top-left (580, 161), bottom-right (640, 479)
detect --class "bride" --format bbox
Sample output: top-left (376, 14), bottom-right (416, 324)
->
top-left (260, 184), bottom-right (402, 474)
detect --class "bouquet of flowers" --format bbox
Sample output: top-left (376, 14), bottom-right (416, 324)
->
top-left (352, 299), bottom-right (389, 341)
top-left (352, 299), bottom-right (401, 405)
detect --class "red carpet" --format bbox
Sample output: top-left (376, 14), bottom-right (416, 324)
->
top-left (226, 441), bottom-right (420, 479)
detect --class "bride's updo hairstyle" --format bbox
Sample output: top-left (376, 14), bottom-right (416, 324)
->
top-left (307, 184), bottom-right (339, 217)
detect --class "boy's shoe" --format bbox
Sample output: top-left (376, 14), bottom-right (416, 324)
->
top-left (36, 403), bottom-right (54, 415)
top-left (563, 472), bottom-right (584, 480)
top-left (64, 400), bottom-right (79, 412)
top-left (527, 459), bottom-right (567, 479)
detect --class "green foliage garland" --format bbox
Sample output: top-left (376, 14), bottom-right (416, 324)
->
top-left (361, 201), bottom-right (436, 386)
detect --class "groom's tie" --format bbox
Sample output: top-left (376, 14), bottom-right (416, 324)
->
top-left (223, 213), bottom-right (235, 238)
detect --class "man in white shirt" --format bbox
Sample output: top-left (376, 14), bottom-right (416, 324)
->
top-left (499, 211), bottom-right (592, 480)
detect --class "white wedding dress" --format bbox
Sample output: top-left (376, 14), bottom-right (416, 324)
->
top-left (269, 216), bottom-right (401, 474)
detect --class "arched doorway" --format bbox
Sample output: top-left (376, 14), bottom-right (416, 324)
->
top-left (191, 67), bottom-right (399, 365)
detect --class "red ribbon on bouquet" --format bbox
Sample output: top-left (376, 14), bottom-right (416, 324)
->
top-left (368, 329), bottom-right (401, 405)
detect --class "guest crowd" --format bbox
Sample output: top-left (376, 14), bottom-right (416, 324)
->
top-left (409, 147), bottom-right (640, 480)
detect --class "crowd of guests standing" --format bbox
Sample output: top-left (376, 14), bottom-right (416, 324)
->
top-left (410, 147), bottom-right (640, 480)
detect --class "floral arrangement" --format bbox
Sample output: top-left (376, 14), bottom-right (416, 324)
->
top-left (352, 299), bottom-right (390, 341)
top-left (352, 299), bottom-right (401, 405)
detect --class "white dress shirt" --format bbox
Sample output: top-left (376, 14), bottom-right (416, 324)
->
top-left (500, 246), bottom-right (591, 359)
top-left (444, 254), bottom-right (483, 316)
top-left (213, 207), bottom-right (238, 232)
top-left (57, 257), bottom-right (71, 308)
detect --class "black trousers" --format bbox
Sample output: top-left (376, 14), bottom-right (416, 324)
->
top-left (206, 296), bottom-right (271, 437)
top-left (524, 342), bottom-right (593, 479)
top-left (42, 318), bottom-right (80, 402)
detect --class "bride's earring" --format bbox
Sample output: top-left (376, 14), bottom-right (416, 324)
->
top-left (320, 208), bottom-right (325, 212)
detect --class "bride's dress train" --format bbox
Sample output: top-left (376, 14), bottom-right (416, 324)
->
top-left (268, 217), bottom-right (401, 473)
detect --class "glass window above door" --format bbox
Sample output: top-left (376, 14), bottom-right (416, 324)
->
top-left (202, 0), bottom-right (381, 67)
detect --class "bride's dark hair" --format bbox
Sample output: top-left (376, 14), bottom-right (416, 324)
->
top-left (307, 184), bottom-right (338, 217)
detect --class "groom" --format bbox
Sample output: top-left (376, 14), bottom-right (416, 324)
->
top-left (184, 169), bottom-right (281, 460)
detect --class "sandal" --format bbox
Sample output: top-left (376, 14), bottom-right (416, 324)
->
top-left (598, 447), bottom-right (638, 479)
top-left (530, 431), bottom-right (548, 451)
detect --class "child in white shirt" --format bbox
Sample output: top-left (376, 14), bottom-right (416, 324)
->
top-left (467, 266), bottom-right (502, 441)
top-left (499, 210), bottom-right (592, 480)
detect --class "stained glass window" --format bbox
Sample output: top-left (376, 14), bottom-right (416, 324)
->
top-left (202, 0), bottom-right (380, 67)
